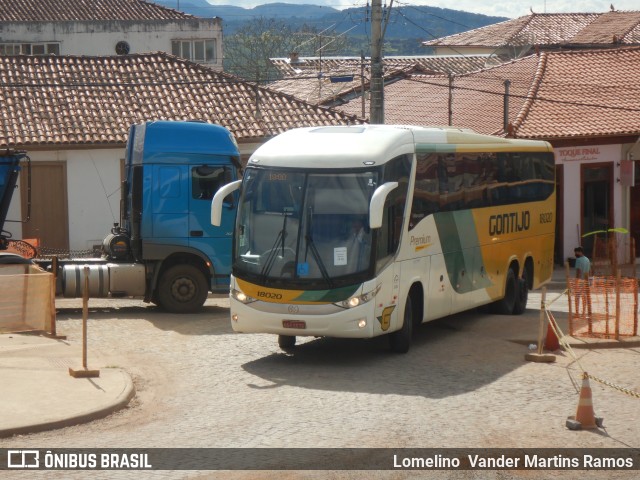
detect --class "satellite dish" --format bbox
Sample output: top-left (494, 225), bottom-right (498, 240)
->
top-left (115, 41), bottom-right (130, 55)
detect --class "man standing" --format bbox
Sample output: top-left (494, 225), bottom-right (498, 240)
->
top-left (574, 246), bottom-right (591, 279)
top-left (573, 246), bottom-right (591, 317)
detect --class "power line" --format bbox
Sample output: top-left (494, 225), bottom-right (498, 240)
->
top-left (404, 75), bottom-right (640, 113)
top-left (0, 70), bottom-right (640, 112)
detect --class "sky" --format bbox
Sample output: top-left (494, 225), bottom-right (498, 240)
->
top-left (205, 1), bottom-right (639, 19)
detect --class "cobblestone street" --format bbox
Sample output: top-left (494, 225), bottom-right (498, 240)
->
top-left (2, 292), bottom-right (639, 479)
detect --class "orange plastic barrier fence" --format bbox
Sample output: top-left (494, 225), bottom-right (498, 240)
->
top-left (567, 276), bottom-right (638, 339)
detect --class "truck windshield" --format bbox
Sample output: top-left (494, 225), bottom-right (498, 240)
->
top-left (234, 167), bottom-right (379, 289)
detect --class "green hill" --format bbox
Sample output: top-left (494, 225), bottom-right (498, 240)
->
top-left (152, 1), bottom-right (507, 55)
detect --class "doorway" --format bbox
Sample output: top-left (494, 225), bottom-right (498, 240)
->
top-left (580, 163), bottom-right (613, 258)
top-left (630, 161), bottom-right (640, 257)
top-left (20, 162), bottom-right (69, 251)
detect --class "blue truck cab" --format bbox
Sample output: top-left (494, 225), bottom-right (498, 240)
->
top-left (100, 120), bottom-right (241, 312)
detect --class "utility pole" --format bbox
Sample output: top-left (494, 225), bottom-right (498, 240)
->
top-left (370, 0), bottom-right (384, 124)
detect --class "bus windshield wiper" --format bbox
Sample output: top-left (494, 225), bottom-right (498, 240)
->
top-left (260, 209), bottom-right (290, 283)
top-left (305, 207), bottom-right (333, 289)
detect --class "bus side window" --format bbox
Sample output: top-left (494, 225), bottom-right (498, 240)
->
top-left (410, 153), bottom-right (439, 229)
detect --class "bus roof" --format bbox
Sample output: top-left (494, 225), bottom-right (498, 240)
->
top-left (248, 125), bottom-right (552, 169)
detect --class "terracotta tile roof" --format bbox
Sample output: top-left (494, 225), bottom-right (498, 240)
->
top-left (0, 53), bottom-right (362, 148)
top-left (269, 55), bottom-right (493, 106)
top-left (336, 47), bottom-right (640, 140)
top-left (0, 0), bottom-right (193, 22)
top-left (271, 55), bottom-right (491, 77)
top-left (511, 47), bottom-right (640, 139)
top-left (571, 11), bottom-right (640, 44)
top-left (422, 12), bottom-right (640, 48)
top-left (337, 56), bottom-right (540, 135)
top-left (268, 65), bottom-right (416, 106)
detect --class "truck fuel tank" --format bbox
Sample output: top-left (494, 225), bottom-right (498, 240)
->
top-left (61, 263), bottom-right (146, 298)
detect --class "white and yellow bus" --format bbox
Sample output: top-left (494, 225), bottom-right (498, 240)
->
top-left (212, 125), bottom-right (555, 352)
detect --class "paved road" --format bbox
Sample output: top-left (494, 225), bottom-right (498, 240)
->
top-left (2, 292), bottom-right (639, 479)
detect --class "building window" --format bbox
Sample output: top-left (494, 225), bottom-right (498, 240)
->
top-left (0, 43), bottom-right (59, 55)
top-left (172, 39), bottom-right (217, 63)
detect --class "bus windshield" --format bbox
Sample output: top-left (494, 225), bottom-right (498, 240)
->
top-left (234, 167), bottom-right (379, 288)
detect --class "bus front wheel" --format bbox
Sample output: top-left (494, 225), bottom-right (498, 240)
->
top-left (278, 335), bottom-right (296, 352)
top-left (389, 296), bottom-right (413, 353)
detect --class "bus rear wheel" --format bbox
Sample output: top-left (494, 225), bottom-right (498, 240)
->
top-left (512, 267), bottom-right (528, 315)
top-left (389, 296), bottom-right (413, 353)
top-left (494, 267), bottom-right (517, 315)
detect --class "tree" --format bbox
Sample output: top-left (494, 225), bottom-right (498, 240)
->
top-left (223, 18), bottom-right (349, 83)
top-left (223, 18), bottom-right (300, 83)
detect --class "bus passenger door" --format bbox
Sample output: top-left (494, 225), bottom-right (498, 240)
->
top-left (425, 253), bottom-right (452, 321)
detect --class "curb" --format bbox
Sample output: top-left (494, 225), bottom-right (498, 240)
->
top-left (0, 369), bottom-right (135, 439)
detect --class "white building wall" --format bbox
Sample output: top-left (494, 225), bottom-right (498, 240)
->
top-left (555, 144), bottom-right (623, 261)
top-left (5, 147), bottom-right (123, 251)
top-left (65, 149), bottom-right (123, 251)
top-left (1, 20), bottom-right (223, 69)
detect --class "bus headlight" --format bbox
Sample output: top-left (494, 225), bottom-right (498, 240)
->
top-left (335, 286), bottom-right (379, 309)
top-left (231, 288), bottom-right (256, 304)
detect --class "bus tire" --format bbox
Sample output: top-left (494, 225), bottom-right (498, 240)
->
top-left (278, 335), bottom-right (296, 351)
top-left (495, 267), bottom-right (517, 315)
top-left (157, 264), bottom-right (209, 314)
top-left (512, 268), bottom-right (528, 315)
top-left (389, 296), bottom-right (413, 353)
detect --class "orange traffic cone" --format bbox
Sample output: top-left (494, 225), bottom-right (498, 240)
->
top-left (544, 312), bottom-right (560, 351)
top-left (566, 373), bottom-right (603, 430)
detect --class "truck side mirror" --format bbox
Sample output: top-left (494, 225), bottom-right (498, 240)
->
top-left (369, 182), bottom-right (398, 229)
top-left (211, 180), bottom-right (241, 226)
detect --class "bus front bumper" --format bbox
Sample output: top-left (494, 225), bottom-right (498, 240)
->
top-left (229, 299), bottom-right (377, 338)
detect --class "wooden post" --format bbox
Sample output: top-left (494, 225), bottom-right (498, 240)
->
top-left (565, 261), bottom-right (574, 335)
top-left (537, 287), bottom-right (547, 355)
top-left (592, 235), bottom-right (598, 273)
top-left (604, 275), bottom-right (610, 336)
top-left (615, 270), bottom-right (621, 340)
top-left (632, 237), bottom-right (637, 279)
top-left (49, 256), bottom-right (57, 336)
top-left (585, 269), bottom-right (592, 333)
top-left (49, 268), bottom-right (56, 335)
top-left (44, 256), bottom-right (66, 339)
top-left (21, 264), bottom-right (29, 329)
top-left (82, 266), bottom-right (89, 369)
top-left (634, 276), bottom-right (639, 336)
top-left (525, 287), bottom-right (555, 362)
top-left (69, 266), bottom-right (99, 378)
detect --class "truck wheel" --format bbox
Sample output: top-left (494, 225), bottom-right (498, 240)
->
top-left (494, 267), bottom-right (517, 315)
top-left (157, 264), bottom-right (208, 313)
top-left (512, 267), bottom-right (528, 315)
top-left (389, 296), bottom-right (413, 353)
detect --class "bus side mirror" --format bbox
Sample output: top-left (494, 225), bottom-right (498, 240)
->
top-left (211, 180), bottom-right (241, 226)
top-left (369, 182), bottom-right (398, 229)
